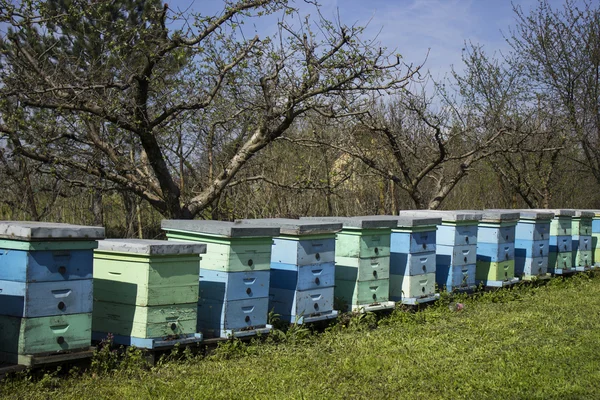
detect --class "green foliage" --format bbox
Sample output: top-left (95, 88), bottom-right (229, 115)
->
top-left (208, 338), bottom-right (257, 361)
top-left (90, 334), bottom-right (150, 376)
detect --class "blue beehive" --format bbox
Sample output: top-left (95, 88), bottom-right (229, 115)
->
top-left (0, 221), bottom-right (104, 365)
top-left (378, 215), bottom-right (441, 305)
top-left (237, 218), bottom-right (341, 324)
top-left (400, 211), bottom-right (481, 293)
top-left (302, 216), bottom-right (397, 313)
top-left (161, 220), bottom-right (279, 338)
top-left (507, 209), bottom-right (554, 280)
top-left (473, 210), bottom-right (520, 287)
top-left (531, 209), bottom-right (576, 275)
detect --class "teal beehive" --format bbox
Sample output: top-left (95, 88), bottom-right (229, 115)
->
top-left (0, 221), bottom-right (104, 365)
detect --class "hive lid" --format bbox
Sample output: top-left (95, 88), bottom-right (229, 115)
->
top-left (399, 210), bottom-right (482, 223)
top-left (579, 209), bottom-right (600, 217)
top-left (530, 209), bottom-right (576, 217)
top-left (360, 215), bottom-right (442, 228)
top-left (457, 210), bottom-right (520, 223)
top-left (161, 220), bottom-right (280, 238)
top-left (236, 218), bottom-right (342, 236)
top-left (563, 209), bottom-right (595, 218)
top-left (0, 221), bottom-right (105, 241)
top-left (299, 216), bottom-right (398, 229)
top-left (489, 209), bottom-right (555, 221)
top-left (97, 239), bottom-right (207, 255)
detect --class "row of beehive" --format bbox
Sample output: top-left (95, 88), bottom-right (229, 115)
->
top-left (1, 209), bottom-right (599, 364)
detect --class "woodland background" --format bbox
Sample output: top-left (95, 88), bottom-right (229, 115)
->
top-left (0, 0), bottom-right (599, 238)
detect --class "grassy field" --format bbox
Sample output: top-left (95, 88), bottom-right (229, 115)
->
top-left (3, 274), bottom-right (600, 399)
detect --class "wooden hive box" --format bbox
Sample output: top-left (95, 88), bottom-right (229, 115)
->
top-left (531, 209), bottom-right (576, 275)
top-left (496, 209), bottom-right (552, 281)
top-left (401, 211), bottom-right (482, 293)
top-left (303, 216), bottom-right (398, 312)
top-left (92, 239), bottom-right (206, 348)
top-left (237, 218), bottom-right (341, 324)
top-left (161, 220), bottom-right (278, 338)
top-left (387, 215), bottom-right (441, 304)
top-left (469, 210), bottom-right (520, 287)
top-left (581, 210), bottom-right (600, 268)
top-left (568, 210), bottom-right (594, 270)
top-left (0, 221), bottom-right (104, 364)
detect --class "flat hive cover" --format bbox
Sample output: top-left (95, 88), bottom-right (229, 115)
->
top-left (300, 216), bottom-right (398, 229)
top-left (563, 210), bottom-right (595, 218)
top-left (161, 220), bottom-right (280, 238)
top-left (0, 221), bottom-right (105, 241)
top-left (457, 210), bottom-right (520, 223)
top-left (399, 210), bottom-right (482, 223)
top-left (489, 209), bottom-right (554, 221)
top-left (360, 215), bottom-right (442, 228)
top-left (530, 209), bottom-right (576, 217)
top-left (97, 239), bottom-right (207, 255)
top-left (236, 218), bottom-right (342, 235)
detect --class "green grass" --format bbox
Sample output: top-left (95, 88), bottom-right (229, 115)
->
top-left (3, 274), bottom-right (600, 399)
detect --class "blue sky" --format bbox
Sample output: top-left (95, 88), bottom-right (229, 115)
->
top-left (166, 0), bottom-right (576, 80)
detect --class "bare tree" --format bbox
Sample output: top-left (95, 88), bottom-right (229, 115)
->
top-left (0, 0), bottom-right (419, 219)
top-left (509, 0), bottom-right (600, 193)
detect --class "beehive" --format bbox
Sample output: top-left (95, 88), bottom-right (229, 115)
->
top-left (400, 211), bottom-right (481, 293)
top-left (473, 211), bottom-right (520, 287)
top-left (507, 210), bottom-right (554, 280)
top-left (303, 216), bottom-right (397, 312)
top-left (237, 218), bottom-right (341, 324)
top-left (568, 210), bottom-right (594, 270)
top-left (92, 239), bottom-right (206, 348)
top-left (581, 210), bottom-right (600, 268)
top-left (0, 221), bottom-right (104, 364)
top-left (531, 209), bottom-right (576, 275)
top-left (386, 215), bottom-right (442, 305)
top-left (161, 220), bottom-right (278, 338)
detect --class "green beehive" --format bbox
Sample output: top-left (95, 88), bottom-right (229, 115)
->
top-left (92, 239), bottom-right (206, 346)
top-left (302, 216), bottom-right (398, 312)
top-left (568, 210), bottom-right (594, 270)
top-left (532, 209), bottom-right (576, 275)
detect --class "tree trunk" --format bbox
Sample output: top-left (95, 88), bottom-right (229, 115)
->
top-left (90, 189), bottom-right (104, 226)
